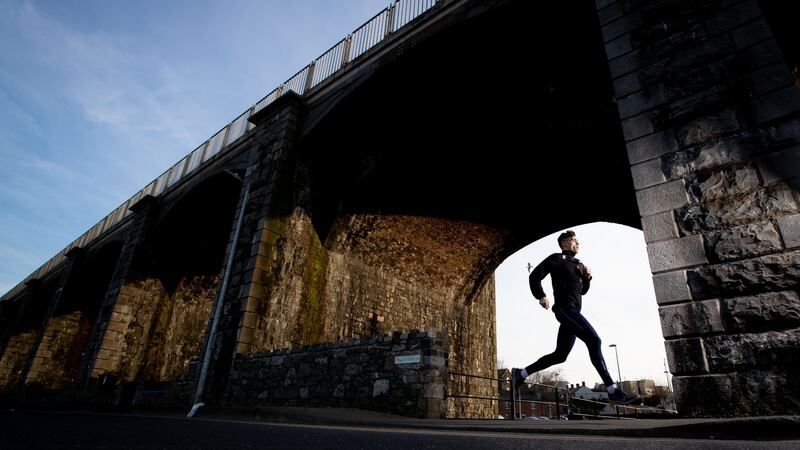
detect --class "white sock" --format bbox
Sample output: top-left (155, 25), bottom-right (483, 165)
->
top-left (520, 369), bottom-right (528, 378)
top-left (607, 384), bottom-right (617, 394)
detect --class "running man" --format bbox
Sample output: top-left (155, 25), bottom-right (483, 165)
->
top-left (512, 230), bottom-right (641, 405)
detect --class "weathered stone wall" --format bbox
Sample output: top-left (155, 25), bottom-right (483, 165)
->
top-left (231, 203), bottom-right (501, 417)
top-left (320, 215), bottom-right (500, 418)
top-left (239, 211), bottom-right (326, 353)
top-left (25, 311), bottom-right (92, 389)
top-left (222, 209), bottom-right (499, 417)
top-left (141, 275), bottom-right (217, 381)
top-left (598, 0), bottom-right (800, 415)
top-left (319, 249), bottom-right (497, 419)
top-left (0, 331), bottom-right (37, 392)
top-left (84, 196), bottom-right (160, 383)
top-left (92, 275), bottom-right (217, 383)
top-left (209, 94), bottom-right (504, 418)
top-left (93, 278), bottom-right (167, 381)
top-left (228, 329), bottom-right (448, 418)
top-left (445, 281), bottom-right (497, 419)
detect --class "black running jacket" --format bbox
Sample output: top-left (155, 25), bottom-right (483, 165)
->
top-left (528, 250), bottom-right (592, 311)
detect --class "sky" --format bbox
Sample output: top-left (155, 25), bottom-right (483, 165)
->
top-left (0, 0), bottom-right (669, 387)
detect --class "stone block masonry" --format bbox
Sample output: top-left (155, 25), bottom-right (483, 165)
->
top-left (0, 331), bottom-right (37, 392)
top-left (25, 311), bottom-right (92, 389)
top-left (228, 329), bottom-right (448, 418)
top-left (599, 0), bottom-right (800, 415)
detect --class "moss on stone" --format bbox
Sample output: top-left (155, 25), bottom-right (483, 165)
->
top-left (295, 227), bottom-right (327, 345)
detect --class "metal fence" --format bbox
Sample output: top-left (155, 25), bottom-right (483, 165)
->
top-left (1, 0), bottom-right (449, 301)
top-left (448, 371), bottom-right (571, 420)
top-left (448, 371), bottom-right (507, 405)
top-left (447, 371), bottom-right (672, 420)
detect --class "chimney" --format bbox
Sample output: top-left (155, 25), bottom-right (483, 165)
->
top-left (582, 381), bottom-right (586, 387)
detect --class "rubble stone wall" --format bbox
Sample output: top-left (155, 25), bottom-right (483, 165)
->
top-left (228, 329), bottom-right (448, 418)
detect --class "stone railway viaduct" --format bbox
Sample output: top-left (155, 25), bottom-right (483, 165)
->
top-left (0, 0), bottom-right (798, 418)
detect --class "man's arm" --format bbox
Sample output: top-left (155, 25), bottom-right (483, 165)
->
top-left (529, 255), bottom-right (555, 306)
top-left (580, 264), bottom-right (592, 295)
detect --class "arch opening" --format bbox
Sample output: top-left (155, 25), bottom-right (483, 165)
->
top-left (25, 242), bottom-right (124, 389)
top-left (0, 279), bottom-right (57, 392)
top-left (496, 223), bottom-right (672, 417)
top-left (104, 173), bottom-right (242, 384)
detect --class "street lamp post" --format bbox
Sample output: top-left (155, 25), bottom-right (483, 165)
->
top-left (609, 344), bottom-right (622, 384)
top-left (663, 358), bottom-right (672, 393)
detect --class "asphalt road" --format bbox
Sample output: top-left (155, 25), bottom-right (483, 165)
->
top-left (0, 411), bottom-right (796, 449)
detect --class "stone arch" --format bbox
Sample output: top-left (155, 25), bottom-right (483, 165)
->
top-left (237, 0), bottom-right (800, 417)
top-left (495, 222), bottom-right (666, 398)
top-left (24, 241), bottom-right (123, 389)
top-left (233, 0), bottom-right (645, 418)
top-left (108, 172), bottom-right (242, 384)
top-left (0, 278), bottom-right (58, 392)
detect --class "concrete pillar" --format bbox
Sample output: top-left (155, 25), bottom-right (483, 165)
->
top-left (597, 0), bottom-right (800, 415)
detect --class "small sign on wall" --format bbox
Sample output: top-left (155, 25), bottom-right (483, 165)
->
top-left (394, 353), bottom-right (421, 365)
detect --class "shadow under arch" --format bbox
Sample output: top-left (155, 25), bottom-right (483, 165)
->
top-left (291, 0), bottom-right (642, 308)
top-left (0, 278), bottom-right (58, 392)
top-left (117, 171), bottom-right (242, 384)
top-left (149, 171), bottom-right (243, 294)
top-left (24, 241), bottom-right (124, 389)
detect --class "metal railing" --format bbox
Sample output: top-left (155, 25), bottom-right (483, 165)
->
top-left (448, 371), bottom-right (674, 420)
top-left (570, 395), bottom-right (654, 420)
top-left (509, 379), bottom-right (570, 420)
top-left (447, 371), bottom-right (506, 405)
top-left (448, 371), bottom-right (571, 420)
top-left (1, 0), bottom-right (449, 301)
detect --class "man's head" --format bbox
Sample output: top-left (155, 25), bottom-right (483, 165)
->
top-left (557, 230), bottom-right (579, 253)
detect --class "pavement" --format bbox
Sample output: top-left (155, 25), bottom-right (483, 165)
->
top-left (175, 405), bottom-right (800, 441)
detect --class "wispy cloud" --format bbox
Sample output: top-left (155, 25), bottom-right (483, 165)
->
top-left (1, 1), bottom-right (200, 148)
top-left (0, 0), bottom-right (405, 297)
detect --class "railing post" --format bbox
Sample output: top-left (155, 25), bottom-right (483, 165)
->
top-left (304, 61), bottom-right (316, 93)
top-left (510, 375), bottom-right (517, 420)
top-left (385, 3), bottom-right (396, 36)
top-left (554, 386), bottom-right (560, 420)
top-left (341, 34), bottom-right (353, 67)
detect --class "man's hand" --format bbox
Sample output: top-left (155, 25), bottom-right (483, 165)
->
top-left (538, 296), bottom-right (550, 310)
top-left (582, 265), bottom-right (592, 279)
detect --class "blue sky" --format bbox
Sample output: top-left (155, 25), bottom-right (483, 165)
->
top-left (0, 0), bottom-right (668, 386)
top-left (0, 0), bottom-right (387, 294)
